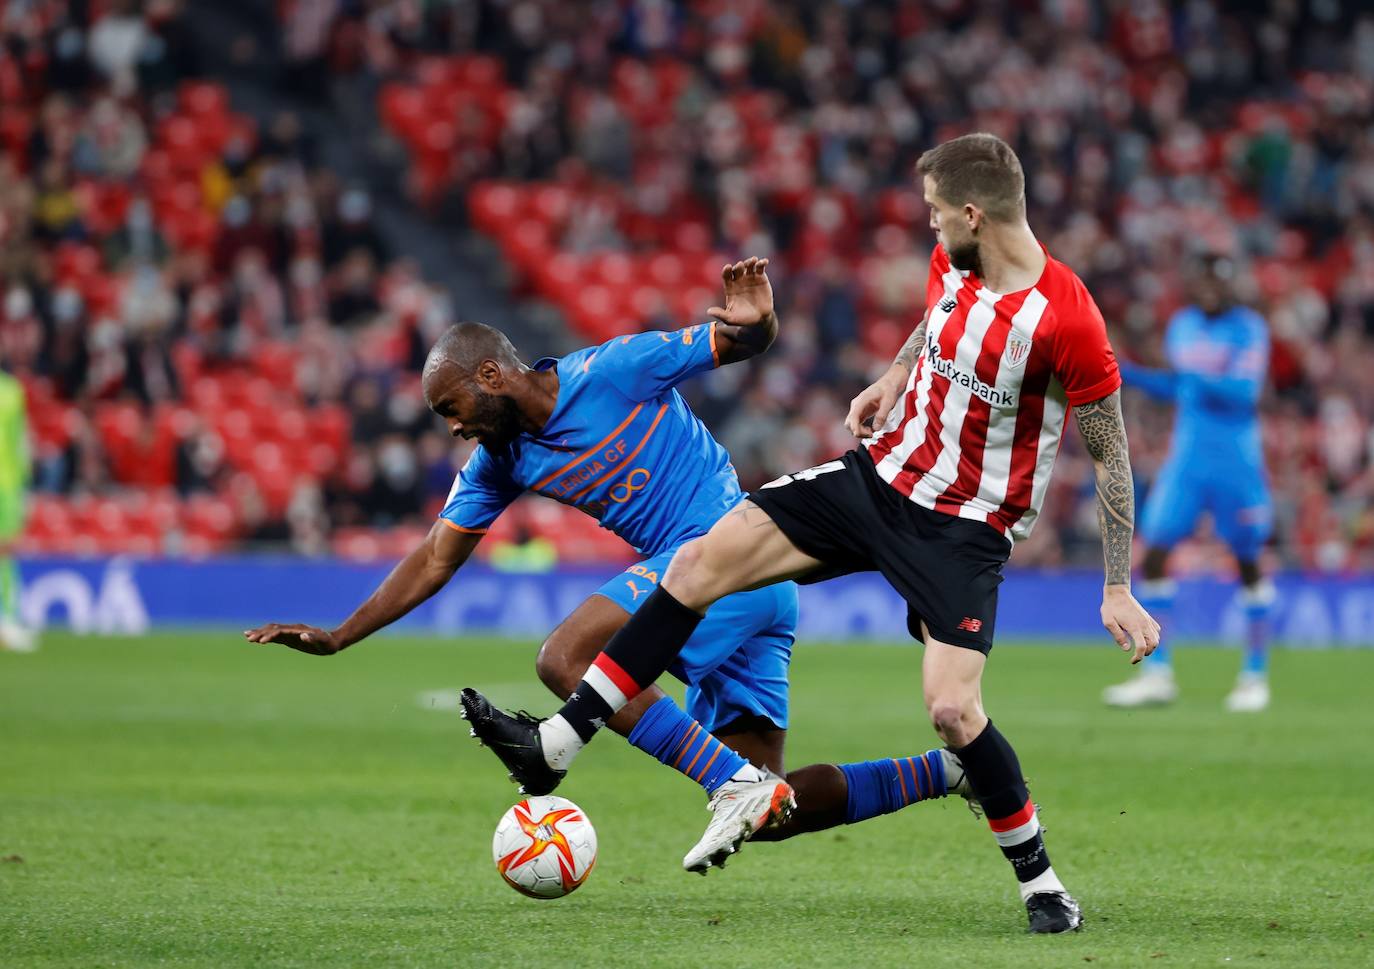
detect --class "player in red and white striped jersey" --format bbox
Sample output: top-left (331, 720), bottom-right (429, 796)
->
top-left (862, 239), bottom-right (1121, 541)
top-left (464, 133), bottom-right (1160, 935)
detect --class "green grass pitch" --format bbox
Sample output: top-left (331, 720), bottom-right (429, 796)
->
top-left (3, 632), bottom-right (1372, 968)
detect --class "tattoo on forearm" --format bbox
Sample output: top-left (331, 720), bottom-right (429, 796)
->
top-left (1075, 391), bottom-right (1134, 586)
top-left (894, 316), bottom-right (927, 372)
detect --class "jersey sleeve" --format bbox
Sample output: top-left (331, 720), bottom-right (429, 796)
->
top-left (1049, 286), bottom-right (1122, 406)
top-left (437, 446), bottom-right (522, 534)
top-left (586, 324), bottom-right (720, 401)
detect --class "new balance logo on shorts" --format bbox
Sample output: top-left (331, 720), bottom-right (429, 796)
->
top-left (957, 617), bottom-right (983, 633)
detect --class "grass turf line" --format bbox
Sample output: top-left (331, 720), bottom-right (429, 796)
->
top-left (2, 632), bottom-right (1372, 968)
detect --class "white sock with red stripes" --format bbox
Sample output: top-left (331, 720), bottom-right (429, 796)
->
top-left (955, 721), bottom-right (1069, 902)
top-left (990, 801), bottom-right (1066, 901)
top-left (538, 652), bottom-right (643, 771)
top-left (539, 588), bottom-right (706, 771)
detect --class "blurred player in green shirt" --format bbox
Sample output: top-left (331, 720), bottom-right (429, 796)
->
top-left (0, 368), bottom-right (36, 652)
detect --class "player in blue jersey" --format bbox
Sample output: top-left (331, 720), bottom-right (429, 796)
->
top-left (246, 258), bottom-right (973, 872)
top-left (1103, 254), bottom-right (1275, 712)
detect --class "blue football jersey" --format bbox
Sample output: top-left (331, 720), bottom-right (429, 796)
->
top-left (439, 324), bottom-right (742, 555)
top-left (1121, 305), bottom-right (1268, 465)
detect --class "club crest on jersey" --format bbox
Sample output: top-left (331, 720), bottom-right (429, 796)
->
top-left (1003, 335), bottom-right (1032, 369)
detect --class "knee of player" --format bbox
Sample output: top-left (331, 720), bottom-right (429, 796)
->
top-left (926, 697), bottom-right (977, 739)
top-left (662, 538), bottom-right (721, 608)
top-left (534, 637), bottom-right (578, 695)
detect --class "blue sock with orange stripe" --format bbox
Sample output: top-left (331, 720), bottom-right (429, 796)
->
top-left (627, 697), bottom-right (753, 795)
top-left (838, 750), bottom-right (949, 822)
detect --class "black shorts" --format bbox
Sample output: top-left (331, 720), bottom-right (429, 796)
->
top-left (749, 450), bottom-right (1011, 653)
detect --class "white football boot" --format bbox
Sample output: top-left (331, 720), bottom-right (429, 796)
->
top-left (941, 748), bottom-right (973, 798)
top-left (0, 619), bottom-right (37, 653)
top-left (940, 748), bottom-right (987, 818)
top-left (682, 770), bottom-right (795, 874)
top-left (1103, 667), bottom-right (1178, 708)
top-left (1224, 673), bottom-right (1270, 713)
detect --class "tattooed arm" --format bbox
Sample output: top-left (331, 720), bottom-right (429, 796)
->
top-left (892, 314), bottom-right (928, 374)
top-left (1075, 391), bottom-right (1135, 585)
top-left (1074, 390), bottom-right (1161, 663)
top-left (845, 310), bottom-right (927, 438)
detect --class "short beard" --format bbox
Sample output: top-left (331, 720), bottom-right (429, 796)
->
top-left (946, 237), bottom-right (982, 277)
top-left (473, 390), bottom-right (524, 448)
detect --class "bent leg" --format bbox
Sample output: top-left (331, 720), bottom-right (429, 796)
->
top-left (540, 501), bottom-right (821, 771)
top-left (536, 592), bottom-right (761, 795)
top-left (535, 594), bottom-right (666, 737)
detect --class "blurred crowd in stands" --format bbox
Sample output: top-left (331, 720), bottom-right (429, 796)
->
top-left (3, 0), bottom-right (1373, 571)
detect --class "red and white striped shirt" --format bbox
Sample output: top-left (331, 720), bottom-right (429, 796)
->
top-left (864, 244), bottom-right (1120, 542)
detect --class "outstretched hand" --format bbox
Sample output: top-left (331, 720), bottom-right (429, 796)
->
top-left (706, 257), bottom-right (773, 327)
top-left (1100, 587), bottom-right (1161, 664)
top-left (243, 623), bottom-right (344, 656)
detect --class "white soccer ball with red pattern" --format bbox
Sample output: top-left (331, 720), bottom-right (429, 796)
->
top-left (492, 795), bottom-right (597, 899)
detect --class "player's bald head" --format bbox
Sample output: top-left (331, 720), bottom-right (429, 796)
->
top-left (422, 322), bottom-right (530, 446)
top-left (422, 322), bottom-right (523, 389)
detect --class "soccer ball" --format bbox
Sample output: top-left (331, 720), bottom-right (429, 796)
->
top-left (492, 795), bottom-right (597, 899)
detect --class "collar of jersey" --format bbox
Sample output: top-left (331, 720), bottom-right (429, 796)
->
top-left (523, 355), bottom-right (569, 447)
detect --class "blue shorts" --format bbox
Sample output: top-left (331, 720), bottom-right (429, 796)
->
top-left (1139, 456), bottom-right (1273, 561)
top-left (595, 550), bottom-right (798, 733)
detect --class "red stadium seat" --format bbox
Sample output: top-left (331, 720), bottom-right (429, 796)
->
top-left (630, 284), bottom-right (667, 325)
top-left (179, 80), bottom-right (230, 119)
top-left (672, 222), bottom-right (712, 253)
top-left (531, 253), bottom-right (583, 305)
top-left (467, 182), bottom-right (524, 234)
top-left (501, 218), bottom-right (554, 278)
top-left (646, 252), bottom-right (686, 288)
top-left (529, 184), bottom-right (572, 226)
top-left (673, 286), bottom-right (716, 325)
top-left (158, 115), bottom-right (210, 172)
top-left (590, 252), bottom-right (635, 288)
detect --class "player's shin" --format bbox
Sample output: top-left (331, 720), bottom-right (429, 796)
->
top-left (628, 696), bottom-right (763, 793)
top-left (1138, 579), bottom-right (1175, 670)
top-left (1240, 581), bottom-right (1276, 677)
top-left (540, 586), bottom-right (704, 770)
top-left (953, 721), bottom-right (1066, 902)
top-left (837, 749), bottom-right (960, 822)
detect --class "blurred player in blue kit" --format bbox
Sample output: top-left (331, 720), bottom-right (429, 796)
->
top-left (1104, 254), bottom-right (1275, 712)
top-left (247, 257), bottom-right (972, 872)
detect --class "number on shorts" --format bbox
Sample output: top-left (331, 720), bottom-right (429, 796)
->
top-left (761, 460), bottom-right (845, 489)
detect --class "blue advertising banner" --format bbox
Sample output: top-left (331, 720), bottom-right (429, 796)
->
top-left (15, 556), bottom-right (1374, 648)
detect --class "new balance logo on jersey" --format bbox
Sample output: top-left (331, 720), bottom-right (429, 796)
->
top-left (927, 341), bottom-right (1016, 407)
top-left (956, 617), bottom-right (983, 633)
top-left (939, 296), bottom-right (958, 313)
